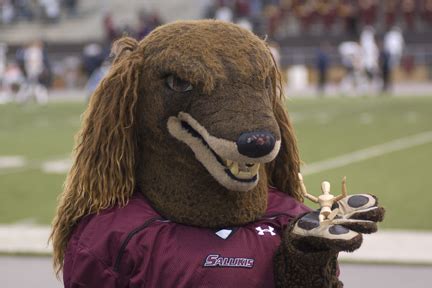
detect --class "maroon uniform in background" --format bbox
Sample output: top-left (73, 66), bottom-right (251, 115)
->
top-left (63, 187), bottom-right (310, 288)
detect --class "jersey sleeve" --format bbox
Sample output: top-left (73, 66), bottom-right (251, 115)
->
top-left (266, 188), bottom-right (312, 231)
top-left (64, 245), bottom-right (126, 288)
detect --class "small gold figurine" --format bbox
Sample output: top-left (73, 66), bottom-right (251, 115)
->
top-left (298, 173), bottom-right (348, 222)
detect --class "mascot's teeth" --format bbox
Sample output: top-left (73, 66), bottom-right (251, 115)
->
top-left (226, 160), bottom-right (260, 179)
top-left (237, 171), bottom-right (253, 179)
top-left (229, 162), bottom-right (239, 175)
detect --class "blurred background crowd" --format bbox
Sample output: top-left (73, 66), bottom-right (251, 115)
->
top-left (0, 0), bottom-right (79, 24)
top-left (1, 0), bottom-right (432, 104)
top-left (204, 0), bottom-right (432, 37)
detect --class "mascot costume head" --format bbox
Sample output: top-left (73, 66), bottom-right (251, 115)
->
top-left (51, 20), bottom-right (384, 288)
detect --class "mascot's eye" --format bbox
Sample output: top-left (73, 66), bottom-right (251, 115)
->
top-left (166, 75), bottom-right (193, 92)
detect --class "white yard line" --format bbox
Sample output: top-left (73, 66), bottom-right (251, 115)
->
top-left (0, 156), bottom-right (26, 169)
top-left (41, 159), bottom-right (72, 174)
top-left (339, 230), bottom-right (432, 264)
top-left (303, 130), bottom-right (432, 175)
top-left (0, 155), bottom-right (71, 175)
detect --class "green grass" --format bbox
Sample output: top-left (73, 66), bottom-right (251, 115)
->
top-left (0, 97), bottom-right (431, 229)
top-left (289, 97), bottom-right (432, 163)
top-left (0, 102), bottom-right (85, 224)
top-left (0, 103), bottom-right (83, 158)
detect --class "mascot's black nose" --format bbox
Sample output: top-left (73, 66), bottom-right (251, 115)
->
top-left (237, 131), bottom-right (276, 158)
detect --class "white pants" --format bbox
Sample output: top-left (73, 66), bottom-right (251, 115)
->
top-left (16, 80), bottom-right (48, 105)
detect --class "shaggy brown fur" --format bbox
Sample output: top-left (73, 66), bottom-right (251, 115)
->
top-left (51, 20), bottom-right (302, 274)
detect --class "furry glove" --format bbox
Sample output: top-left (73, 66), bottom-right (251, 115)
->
top-left (274, 194), bottom-right (385, 288)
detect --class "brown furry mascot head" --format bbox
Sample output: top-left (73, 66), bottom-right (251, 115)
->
top-left (51, 20), bottom-right (302, 273)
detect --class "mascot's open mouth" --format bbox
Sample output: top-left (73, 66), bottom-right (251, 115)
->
top-left (167, 112), bottom-right (280, 191)
top-left (180, 120), bottom-right (260, 182)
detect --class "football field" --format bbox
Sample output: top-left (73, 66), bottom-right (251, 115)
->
top-left (0, 96), bottom-right (431, 230)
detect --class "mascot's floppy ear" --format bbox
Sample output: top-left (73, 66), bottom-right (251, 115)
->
top-left (265, 65), bottom-right (303, 202)
top-left (50, 36), bottom-right (143, 274)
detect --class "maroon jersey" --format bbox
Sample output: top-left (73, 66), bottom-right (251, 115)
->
top-left (63, 187), bottom-right (310, 288)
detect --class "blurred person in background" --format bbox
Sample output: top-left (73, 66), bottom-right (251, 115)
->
top-left (0, 42), bottom-right (7, 103)
top-left (268, 41), bottom-right (281, 68)
top-left (316, 41), bottom-right (331, 95)
top-left (40, 0), bottom-right (60, 23)
top-left (81, 43), bottom-right (105, 79)
top-left (137, 9), bottom-right (152, 40)
top-left (16, 40), bottom-right (51, 104)
top-left (202, 0), bottom-right (217, 18)
top-left (236, 17), bottom-right (253, 30)
top-left (379, 39), bottom-right (392, 93)
top-left (102, 9), bottom-right (163, 44)
top-left (360, 26), bottom-right (379, 92)
top-left (0, 43), bottom-right (5, 83)
top-left (215, 2), bottom-right (234, 22)
top-left (249, 0), bottom-right (262, 18)
top-left (103, 12), bottom-right (118, 44)
top-left (14, 0), bottom-right (35, 21)
top-left (234, 0), bottom-right (250, 19)
top-left (384, 26), bottom-right (405, 69)
top-left (1, 0), bottom-right (15, 24)
top-left (1, 61), bottom-right (25, 103)
top-left (382, 26), bottom-right (404, 92)
top-left (339, 40), bottom-right (363, 95)
top-left (137, 9), bottom-right (163, 40)
top-left (85, 60), bottom-right (110, 99)
top-left (63, 0), bottom-right (79, 17)
top-left (0, 43), bottom-right (26, 103)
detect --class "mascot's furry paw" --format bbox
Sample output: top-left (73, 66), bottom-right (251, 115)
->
top-left (274, 194), bottom-right (384, 287)
top-left (290, 194), bottom-right (385, 253)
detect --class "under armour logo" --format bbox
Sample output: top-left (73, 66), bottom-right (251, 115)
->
top-left (255, 225), bottom-right (276, 236)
